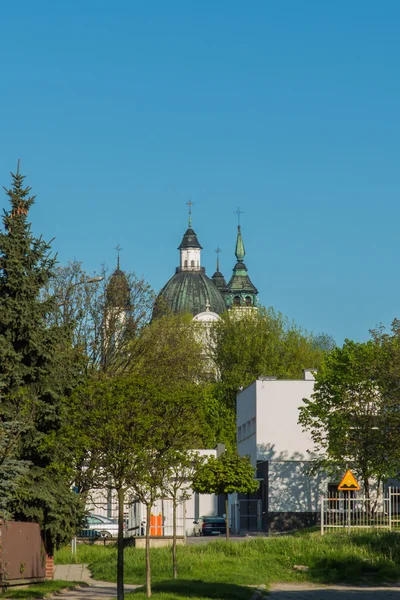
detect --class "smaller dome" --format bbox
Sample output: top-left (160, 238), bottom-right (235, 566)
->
top-left (106, 268), bottom-right (130, 309)
top-left (211, 270), bottom-right (228, 292)
top-left (178, 228), bottom-right (203, 250)
top-left (228, 262), bottom-right (258, 294)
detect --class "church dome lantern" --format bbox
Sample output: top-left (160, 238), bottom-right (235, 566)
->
top-left (153, 203), bottom-right (226, 318)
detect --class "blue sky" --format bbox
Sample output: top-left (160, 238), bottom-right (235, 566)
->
top-left (1, 1), bottom-right (399, 344)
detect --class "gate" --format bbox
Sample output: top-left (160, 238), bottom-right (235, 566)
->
top-left (239, 499), bottom-right (261, 531)
top-left (389, 487), bottom-right (400, 530)
top-left (321, 488), bottom-right (400, 535)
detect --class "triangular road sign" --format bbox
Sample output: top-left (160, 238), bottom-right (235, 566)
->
top-left (338, 469), bottom-right (360, 491)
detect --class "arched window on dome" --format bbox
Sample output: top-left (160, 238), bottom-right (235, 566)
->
top-left (184, 260), bottom-right (187, 268)
top-left (245, 296), bottom-right (252, 306)
top-left (233, 296), bottom-right (240, 306)
top-left (191, 260), bottom-right (195, 267)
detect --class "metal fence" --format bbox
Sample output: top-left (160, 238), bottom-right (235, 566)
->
top-left (321, 487), bottom-right (400, 535)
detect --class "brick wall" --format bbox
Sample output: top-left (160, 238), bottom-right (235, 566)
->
top-left (45, 555), bottom-right (54, 580)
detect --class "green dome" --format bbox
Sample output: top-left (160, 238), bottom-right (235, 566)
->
top-left (154, 269), bottom-right (226, 317)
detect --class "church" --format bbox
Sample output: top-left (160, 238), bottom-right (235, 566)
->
top-left (153, 205), bottom-right (259, 320)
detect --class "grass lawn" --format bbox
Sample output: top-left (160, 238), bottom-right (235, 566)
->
top-left (0, 581), bottom-right (85, 599)
top-left (55, 531), bottom-right (400, 588)
top-left (125, 580), bottom-right (257, 600)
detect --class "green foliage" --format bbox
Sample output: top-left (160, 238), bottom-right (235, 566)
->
top-left (9, 467), bottom-right (84, 555)
top-left (192, 452), bottom-right (259, 496)
top-left (0, 580), bottom-right (85, 599)
top-left (56, 531), bottom-right (400, 586)
top-left (0, 170), bottom-right (83, 551)
top-left (0, 420), bottom-right (30, 519)
top-left (197, 384), bottom-right (236, 451)
top-left (211, 307), bottom-right (325, 410)
top-left (299, 329), bottom-right (400, 494)
top-left (126, 580), bottom-right (254, 600)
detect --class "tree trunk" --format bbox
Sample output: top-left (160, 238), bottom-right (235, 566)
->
top-left (172, 497), bottom-right (177, 579)
top-left (364, 477), bottom-right (370, 500)
top-left (225, 494), bottom-right (229, 541)
top-left (117, 487), bottom-right (125, 600)
top-left (145, 503), bottom-right (152, 598)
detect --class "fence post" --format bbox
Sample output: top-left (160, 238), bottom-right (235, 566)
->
top-left (320, 496), bottom-right (324, 536)
top-left (388, 487), bottom-right (392, 531)
top-left (347, 491), bottom-right (351, 534)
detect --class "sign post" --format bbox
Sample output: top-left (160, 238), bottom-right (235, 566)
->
top-left (338, 470), bottom-right (360, 534)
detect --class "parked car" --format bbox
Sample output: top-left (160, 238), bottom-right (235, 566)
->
top-left (193, 516), bottom-right (227, 536)
top-left (81, 514), bottom-right (121, 538)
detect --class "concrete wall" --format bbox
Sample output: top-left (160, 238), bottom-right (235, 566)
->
top-left (268, 461), bottom-right (326, 513)
top-left (236, 375), bottom-right (328, 530)
top-left (254, 379), bottom-right (316, 463)
top-left (237, 381), bottom-right (257, 465)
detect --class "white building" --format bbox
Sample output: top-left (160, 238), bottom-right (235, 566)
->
top-left (85, 447), bottom-right (233, 537)
top-left (236, 370), bottom-right (328, 532)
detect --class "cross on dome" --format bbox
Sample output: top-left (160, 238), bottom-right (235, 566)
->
top-left (187, 200), bottom-right (193, 228)
top-left (234, 206), bottom-right (244, 227)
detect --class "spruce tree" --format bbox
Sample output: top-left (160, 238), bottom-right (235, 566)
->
top-left (0, 168), bottom-right (82, 553)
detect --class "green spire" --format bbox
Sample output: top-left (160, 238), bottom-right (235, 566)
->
top-left (235, 226), bottom-right (245, 262)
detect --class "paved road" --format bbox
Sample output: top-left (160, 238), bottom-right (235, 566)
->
top-left (268, 582), bottom-right (400, 599)
top-left (53, 564), bottom-right (140, 599)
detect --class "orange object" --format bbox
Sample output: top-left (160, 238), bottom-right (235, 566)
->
top-left (156, 514), bottom-right (162, 536)
top-left (150, 514), bottom-right (157, 536)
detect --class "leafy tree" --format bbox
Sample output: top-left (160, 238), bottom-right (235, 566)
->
top-left (69, 376), bottom-right (204, 599)
top-left (69, 376), bottom-right (149, 600)
top-left (312, 332), bottom-right (337, 353)
top-left (192, 452), bottom-right (259, 540)
top-left (207, 307), bottom-right (325, 449)
top-left (162, 450), bottom-right (205, 579)
top-left (0, 169), bottom-right (82, 553)
top-left (0, 419), bottom-right (30, 519)
top-left (298, 337), bottom-right (400, 498)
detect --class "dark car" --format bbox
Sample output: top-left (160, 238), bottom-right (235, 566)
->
top-left (193, 516), bottom-right (226, 536)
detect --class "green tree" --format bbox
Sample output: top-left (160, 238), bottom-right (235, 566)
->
top-left (298, 337), bottom-right (400, 497)
top-left (0, 419), bottom-right (30, 519)
top-left (192, 452), bottom-right (259, 540)
top-left (162, 450), bottom-right (205, 579)
top-left (205, 307), bottom-right (325, 449)
top-left (0, 169), bottom-right (82, 553)
top-left (66, 312), bottom-right (206, 600)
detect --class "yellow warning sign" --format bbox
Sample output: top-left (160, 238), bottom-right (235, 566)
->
top-left (338, 470), bottom-right (360, 491)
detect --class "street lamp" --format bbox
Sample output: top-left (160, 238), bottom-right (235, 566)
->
top-left (58, 276), bottom-right (104, 324)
